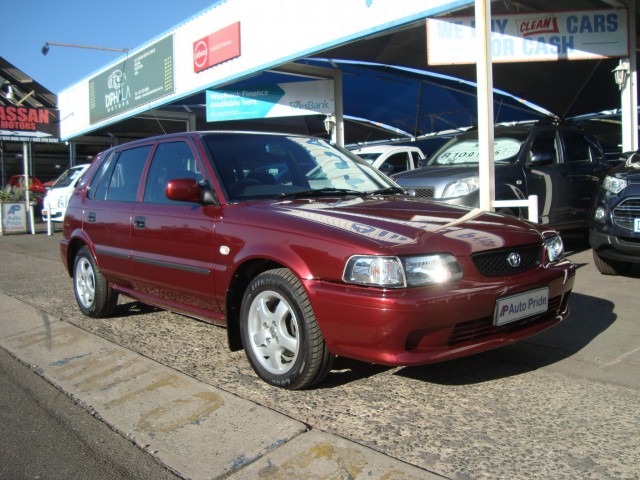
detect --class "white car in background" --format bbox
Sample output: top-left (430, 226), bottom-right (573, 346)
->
top-left (350, 144), bottom-right (425, 176)
top-left (42, 164), bottom-right (90, 222)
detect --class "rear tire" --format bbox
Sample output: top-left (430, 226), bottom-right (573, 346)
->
top-left (73, 246), bottom-right (118, 318)
top-left (240, 268), bottom-right (333, 389)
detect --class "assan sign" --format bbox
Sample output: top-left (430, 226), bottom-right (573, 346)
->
top-left (0, 106), bottom-right (60, 143)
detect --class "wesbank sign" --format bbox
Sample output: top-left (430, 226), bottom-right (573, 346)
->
top-left (206, 80), bottom-right (334, 121)
top-left (427, 9), bottom-right (628, 64)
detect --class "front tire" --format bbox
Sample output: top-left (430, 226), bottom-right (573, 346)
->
top-left (239, 268), bottom-right (333, 389)
top-left (73, 246), bottom-right (118, 318)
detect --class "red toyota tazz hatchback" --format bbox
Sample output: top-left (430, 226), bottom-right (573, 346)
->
top-left (61, 131), bottom-right (576, 389)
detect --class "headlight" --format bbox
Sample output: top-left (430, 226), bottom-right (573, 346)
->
top-left (544, 235), bottom-right (564, 263)
top-left (343, 254), bottom-right (462, 287)
top-left (402, 254), bottom-right (463, 285)
top-left (603, 175), bottom-right (627, 194)
top-left (441, 176), bottom-right (479, 198)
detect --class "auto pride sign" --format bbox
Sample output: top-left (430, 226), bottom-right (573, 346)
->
top-left (206, 79), bottom-right (334, 122)
top-left (427, 9), bottom-right (628, 64)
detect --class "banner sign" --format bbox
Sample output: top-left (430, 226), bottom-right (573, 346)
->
top-left (89, 36), bottom-right (175, 124)
top-left (193, 22), bottom-right (241, 73)
top-left (1, 203), bottom-right (27, 234)
top-left (0, 106), bottom-right (60, 143)
top-left (206, 79), bottom-right (334, 122)
top-left (427, 9), bottom-right (628, 64)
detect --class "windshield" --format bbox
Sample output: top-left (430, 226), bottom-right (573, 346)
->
top-left (202, 133), bottom-right (395, 201)
top-left (354, 152), bottom-right (381, 164)
top-left (428, 133), bottom-right (526, 166)
top-left (51, 166), bottom-right (86, 188)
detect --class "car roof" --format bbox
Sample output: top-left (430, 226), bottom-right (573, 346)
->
top-left (351, 144), bottom-right (422, 153)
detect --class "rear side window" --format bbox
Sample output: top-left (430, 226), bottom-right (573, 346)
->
top-left (380, 152), bottom-right (410, 175)
top-left (91, 145), bottom-right (152, 201)
top-left (563, 131), bottom-right (592, 163)
top-left (143, 141), bottom-right (203, 204)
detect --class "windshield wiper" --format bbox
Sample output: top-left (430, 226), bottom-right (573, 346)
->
top-left (278, 187), bottom-right (363, 199)
top-left (363, 187), bottom-right (406, 196)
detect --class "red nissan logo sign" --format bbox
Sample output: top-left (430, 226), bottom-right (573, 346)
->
top-left (193, 40), bottom-right (209, 71)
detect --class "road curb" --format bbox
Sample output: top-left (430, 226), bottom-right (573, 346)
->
top-left (0, 291), bottom-right (443, 479)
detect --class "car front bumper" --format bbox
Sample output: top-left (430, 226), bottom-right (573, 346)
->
top-left (589, 229), bottom-right (640, 263)
top-left (307, 260), bottom-right (576, 366)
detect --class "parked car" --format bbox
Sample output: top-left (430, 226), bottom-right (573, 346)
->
top-left (61, 131), bottom-right (575, 389)
top-left (350, 144), bottom-right (425, 175)
top-left (393, 123), bottom-right (608, 231)
top-left (589, 152), bottom-right (640, 275)
top-left (41, 164), bottom-right (90, 222)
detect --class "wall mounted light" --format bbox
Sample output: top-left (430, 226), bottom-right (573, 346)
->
top-left (612, 60), bottom-right (630, 90)
top-left (41, 41), bottom-right (129, 56)
top-left (323, 114), bottom-right (336, 136)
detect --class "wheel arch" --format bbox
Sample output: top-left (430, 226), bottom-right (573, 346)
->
top-left (225, 258), bottom-right (284, 351)
top-left (64, 233), bottom-right (94, 277)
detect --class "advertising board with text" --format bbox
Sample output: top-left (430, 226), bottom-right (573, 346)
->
top-left (0, 107), bottom-right (60, 143)
top-left (206, 79), bottom-right (334, 122)
top-left (427, 9), bottom-right (628, 64)
top-left (89, 36), bottom-right (175, 124)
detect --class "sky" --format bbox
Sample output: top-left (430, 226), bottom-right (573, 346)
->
top-left (0, 0), bottom-right (219, 94)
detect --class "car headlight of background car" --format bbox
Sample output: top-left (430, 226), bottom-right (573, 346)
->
top-left (544, 235), bottom-right (565, 263)
top-left (602, 175), bottom-right (627, 194)
top-left (441, 176), bottom-right (480, 198)
top-left (343, 254), bottom-right (463, 288)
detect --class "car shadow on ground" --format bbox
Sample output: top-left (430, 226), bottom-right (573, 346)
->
top-left (321, 291), bottom-right (615, 388)
top-left (113, 300), bottom-right (161, 317)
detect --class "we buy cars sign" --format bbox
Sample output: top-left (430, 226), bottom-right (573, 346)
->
top-left (193, 22), bottom-right (241, 73)
top-left (427, 9), bottom-right (628, 64)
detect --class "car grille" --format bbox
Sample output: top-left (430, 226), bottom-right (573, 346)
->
top-left (412, 187), bottom-right (435, 199)
top-left (471, 244), bottom-right (542, 276)
top-left (612, 197), bottom-right (640, 230)
top-left (448, 294), bottom-right (565, 345)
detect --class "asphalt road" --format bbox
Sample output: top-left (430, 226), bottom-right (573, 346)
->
top-left (0, 228), bottom-right (638, 480)
top-left (0, 347), bottom-right (179, 480)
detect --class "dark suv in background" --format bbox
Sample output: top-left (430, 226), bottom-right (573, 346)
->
top-left (393, 123), bottom-right (608, 231)
top-left (590, 152), bottom-right (640, 275)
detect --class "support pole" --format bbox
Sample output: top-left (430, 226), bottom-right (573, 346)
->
top-left (475, 0), bottom-right (495, 212)
top-left (621, 0), bottom-right (638, 152)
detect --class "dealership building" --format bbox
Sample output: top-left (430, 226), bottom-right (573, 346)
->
top-left (1, 0), bottom-right (637, 204)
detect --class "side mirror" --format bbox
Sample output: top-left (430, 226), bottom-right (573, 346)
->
top-left (529, 151), bottom-right (554, 165)
top-left (166, 178), bottom-right (217, 205)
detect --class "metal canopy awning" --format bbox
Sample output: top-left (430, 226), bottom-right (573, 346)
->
top-left (2, 0), bottom-right (639, 184)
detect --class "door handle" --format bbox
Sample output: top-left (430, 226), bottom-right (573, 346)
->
top-left (87, 212), bottom-right (96, 223)
top-left (133, 216), bottom-right (146, 229)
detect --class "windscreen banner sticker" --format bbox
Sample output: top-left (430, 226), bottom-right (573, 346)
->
top-left (435, 138), bottom-right (521, 164)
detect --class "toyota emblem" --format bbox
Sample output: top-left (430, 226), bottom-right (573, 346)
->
top-left (507, 252), bottom-right (522, 268)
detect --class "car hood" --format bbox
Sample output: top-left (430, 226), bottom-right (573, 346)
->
top-left (253, 196), bottom-right (545, 256)
top-left (611, 158), bottom-right (640, 181)
top-left (393, 165), bottom-right (479, 184)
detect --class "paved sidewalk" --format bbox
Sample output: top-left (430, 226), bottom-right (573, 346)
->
top-left (0, 290), bottom-right (444, 480)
